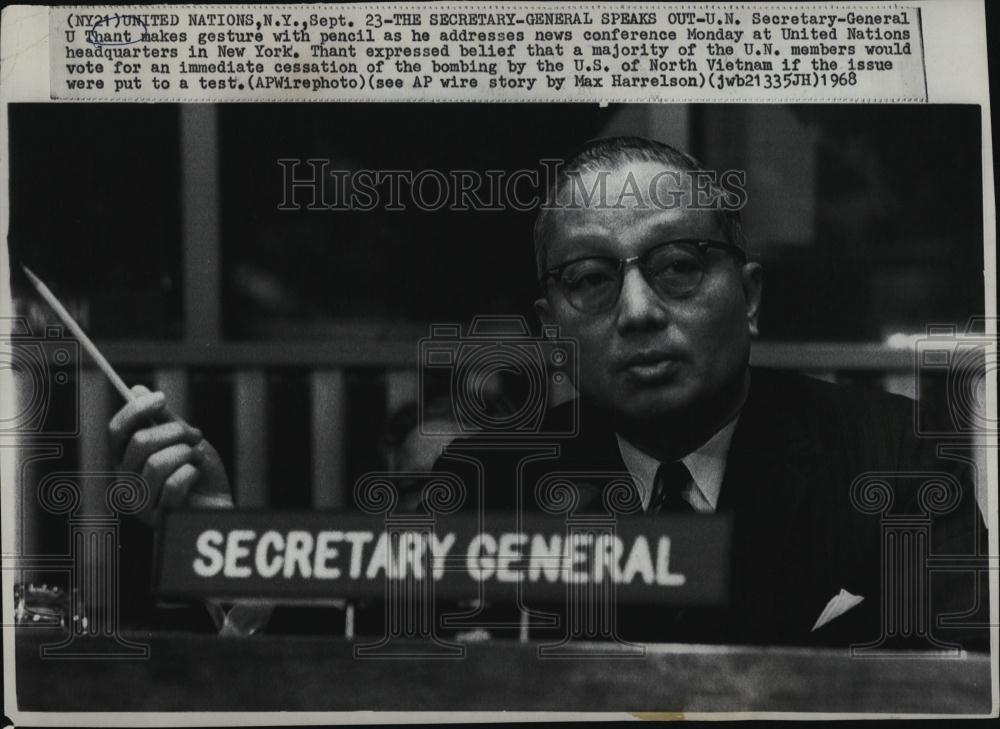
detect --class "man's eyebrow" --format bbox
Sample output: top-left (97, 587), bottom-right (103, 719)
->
top-left (543, 236), bottom-right (620, 273)
top-left (557, 220), bottom-right (612, 239)
top-left (551, 219), bottom-right (615, 241)
top-left (549, 230), bottom-right (616, 258)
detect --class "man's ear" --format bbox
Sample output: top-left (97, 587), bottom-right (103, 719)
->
top-left (534, 296), bottom-right (553, 327)
top-left (741, 262), bottom-right (763, 337)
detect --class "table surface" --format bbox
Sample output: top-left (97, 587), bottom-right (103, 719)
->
top-left (13, 628), bottom-right (994, 714)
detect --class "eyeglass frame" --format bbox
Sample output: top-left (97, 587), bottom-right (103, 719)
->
top-left (539, 238), bottom-right (748, 313)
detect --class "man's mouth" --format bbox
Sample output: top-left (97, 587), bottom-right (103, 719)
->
top-left (619, 352), bottom-right (681, 383)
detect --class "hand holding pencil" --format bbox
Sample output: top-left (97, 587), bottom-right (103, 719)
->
top-left (24, 266), bottom-right (270, 634)
top-left (23, 266), bottom-right (234, 522)
top-left (107, 385), bottom-right (233, 523)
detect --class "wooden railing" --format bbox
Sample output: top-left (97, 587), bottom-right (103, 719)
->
top-left (68, 341), bottom-right (922, 512)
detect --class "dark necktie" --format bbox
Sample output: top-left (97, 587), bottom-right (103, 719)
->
top-left (647, 460), bottom-right (694, 514)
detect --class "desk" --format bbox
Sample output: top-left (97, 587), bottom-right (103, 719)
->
top-left (13, 629), bottom-right (993, 713)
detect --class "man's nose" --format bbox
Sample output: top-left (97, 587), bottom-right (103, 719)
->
top-left (615, 266), bottom-right (669, 332)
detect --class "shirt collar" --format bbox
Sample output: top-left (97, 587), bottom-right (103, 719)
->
top-left (616, 416), bottom-right (740, 513)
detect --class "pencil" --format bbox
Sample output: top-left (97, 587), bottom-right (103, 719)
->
top-left (22, 265), bottom-right (136, 403)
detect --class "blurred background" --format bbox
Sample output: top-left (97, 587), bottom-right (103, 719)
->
top-left (7, 103), bottom-right (988, 556)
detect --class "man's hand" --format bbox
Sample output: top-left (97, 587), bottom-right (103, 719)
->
top-left (109, 385), bottom-right (234, 523)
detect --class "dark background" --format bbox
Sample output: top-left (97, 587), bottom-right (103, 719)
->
top-left (9, 103), bottom-right (984, 342)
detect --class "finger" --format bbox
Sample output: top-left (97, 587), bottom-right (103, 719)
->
top-left (108, 387), bottom-right (167, 459)
top-left (142, 443), bottom-right (203, 509)
top-left (159, 462), bottom-right (200, 512)
top-left (120, 421), bottom-right (203, 474)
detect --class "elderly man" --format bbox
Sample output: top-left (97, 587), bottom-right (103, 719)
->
top-left (532, 137), bottom-right (759, 510)
top-left (110, 136), bottom-right (986, 647)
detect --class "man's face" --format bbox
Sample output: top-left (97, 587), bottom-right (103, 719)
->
top-left (535, 161), bottom-right (762, 428)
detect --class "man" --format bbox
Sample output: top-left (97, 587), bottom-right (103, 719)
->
top-left (110, 137), bottom-right (986, 647)
top-left (430, 137), bottom-right (986, 646)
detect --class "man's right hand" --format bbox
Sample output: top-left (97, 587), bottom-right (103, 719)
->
top-left (109, 385), bottom-right (234, 524)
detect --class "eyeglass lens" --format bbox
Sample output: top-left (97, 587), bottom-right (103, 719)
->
top-left (555, 241), bottom-right (712, 312)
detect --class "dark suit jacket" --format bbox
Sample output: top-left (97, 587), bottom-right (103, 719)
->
top-left (433, 368), bottom-right (988, 649)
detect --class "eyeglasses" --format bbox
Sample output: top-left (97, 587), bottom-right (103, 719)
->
top-left (541, 239), bottom-right (746, 314)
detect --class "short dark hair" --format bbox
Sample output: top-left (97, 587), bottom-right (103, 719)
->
top-left (533, 136), bottom-right (748, 278)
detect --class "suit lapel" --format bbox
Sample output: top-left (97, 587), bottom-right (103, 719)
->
top-left (716, 370), bottom-right (832, 641)
top-left (717, 371), bottom-right (816, 535)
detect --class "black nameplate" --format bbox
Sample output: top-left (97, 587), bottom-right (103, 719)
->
top-left (156, 512), bottom-right (731, 605)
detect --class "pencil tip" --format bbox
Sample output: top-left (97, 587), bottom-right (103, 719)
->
top-left (21, 265), bottom-right (39, 284)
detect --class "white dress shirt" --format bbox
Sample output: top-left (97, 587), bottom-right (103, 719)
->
top-left (616, 417), bottom-right (740, 513)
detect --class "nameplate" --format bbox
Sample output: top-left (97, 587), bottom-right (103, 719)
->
top-left (156, 512), bottom-right (731, 605)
